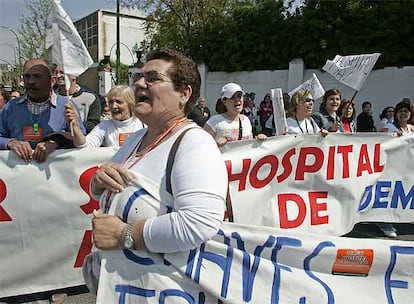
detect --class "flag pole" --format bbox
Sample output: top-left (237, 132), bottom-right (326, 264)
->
top-left (350, 90), bottom-right (359, 102)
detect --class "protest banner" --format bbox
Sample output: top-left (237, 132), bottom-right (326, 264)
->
top-left (288, 73), bottom-right (325, 100)
top-left (270, 88), bottom-right (287, 136)
top-left (0, 134), bottom-right (413, 300)
top-left (97, 222), bottom-right (414, 303)
top-left (322, 53), bottom-right (380, 91)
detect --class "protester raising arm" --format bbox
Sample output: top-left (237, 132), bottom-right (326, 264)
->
top-left (65, 85), bottom-right (145, 148)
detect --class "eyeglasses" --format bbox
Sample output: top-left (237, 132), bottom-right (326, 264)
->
top-left (133, 70), bottom-right (171, 84)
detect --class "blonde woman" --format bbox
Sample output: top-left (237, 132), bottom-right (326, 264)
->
top-left (286, 89), bottom-right (327, 135)
top-left (65, 85), bottom-right (145, 147)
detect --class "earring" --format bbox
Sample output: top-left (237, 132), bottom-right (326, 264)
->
top-left (179, 100), bottom-right (186, 108)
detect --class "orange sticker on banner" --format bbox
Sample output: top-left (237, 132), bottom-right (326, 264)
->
top-left (118, 132), bottom-right (134, 146)
top-left (23, 126), bottom-right (42, 141)
top-left (332, 249), bottom-right (374, 277)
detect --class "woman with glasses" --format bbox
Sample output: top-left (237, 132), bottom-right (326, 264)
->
top-left (204, 82), bottom-right (266, 147)
top-left (65, 85), bottom-right (145, 147)
top-left (286, 89), bottom-right (327, 135)
top-left (79, 49), bottom-right (228, 299)
top-left (379, 106), bottom-right (395, 128)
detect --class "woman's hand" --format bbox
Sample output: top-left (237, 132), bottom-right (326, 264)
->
top-left (320, 129), bottom-right (329, 137)
top-left (91, 161), bottom-right (133, 195)
top-left (256, 133), bottom-right (267, 140)
top-left (92, 212), bottom-right (126, 250)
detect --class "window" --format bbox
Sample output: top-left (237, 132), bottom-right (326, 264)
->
top-left (76, 14), bottom-right (97, 48)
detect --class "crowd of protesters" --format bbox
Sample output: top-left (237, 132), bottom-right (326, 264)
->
top-left (0, 54), bottom-right (413, 303)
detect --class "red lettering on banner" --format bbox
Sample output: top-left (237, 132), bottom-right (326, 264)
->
top-left (74, 230), bottom-right (93, 268)
top-left (278, 193), bottom-right (306, 228)
top-left (309, 192), bottom-right (329, 225)
top-left (337, 145), bottom-right (353, 178)
top-left (75, 166), bottom-right (99, 268)
top-left (79, 166), bottom-right (100, 214)
top-left (295, 147), bottom-right (324, 180)
top-left (357, 144), bottom-right (373, 177)
top-left (249, 155), bottom-right (278, 189)
top-left (278, 192), bottom-right (329, 228)
top-left (373, 143), bottom-right (384, 173)
top-left (225, 159), bottom-right (251, 191)
top-left (326, 146), bottom-right (336, 180)
top-left (277, 148), bottom-right (295, 183)
top-left (0, 179), bottom-right (12, 222)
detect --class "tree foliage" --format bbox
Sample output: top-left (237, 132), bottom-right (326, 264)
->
top-left (18, 0), bottom-right (52, 61)
top-left (118, 0), bottom-right (414, 71)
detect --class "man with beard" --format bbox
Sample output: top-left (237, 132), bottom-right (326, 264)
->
top-left (0, 58), bottom-right (85, 163)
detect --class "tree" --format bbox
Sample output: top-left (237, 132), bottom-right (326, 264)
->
top-left (18, 0), bottom-right (52, 61)
top-left (122, 0), bottom-right (234, 61)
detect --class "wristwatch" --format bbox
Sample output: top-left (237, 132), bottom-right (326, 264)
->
top-left (123, 224), bottom-right (134, 249)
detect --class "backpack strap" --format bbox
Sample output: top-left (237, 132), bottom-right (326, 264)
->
top-left (166, 127), bottom-right (197, 195)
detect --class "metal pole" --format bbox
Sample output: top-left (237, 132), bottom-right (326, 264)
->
top-left (116, 0), bottom-right (121, 84)
top-left (0, 26), bottom-right (22, 76)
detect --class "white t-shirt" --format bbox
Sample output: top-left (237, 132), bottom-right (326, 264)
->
top-left (286, 117), bottom-right (320, 134)
top-left (84, 117), bottom-right (145, 147)
top-left (103, 123), bottom-right (228, 253)
top-left (381, 122), bottom-right (414, 134)
top-left (206, 114), bottom-right (253, 142)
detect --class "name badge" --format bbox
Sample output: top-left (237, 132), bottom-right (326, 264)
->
top-left (23, 125), bottom-right (43, 141)
top-left (118, 132), bottom-right (134, 146)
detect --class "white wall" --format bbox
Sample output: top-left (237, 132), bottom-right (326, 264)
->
top-left (100, 12), bottom-right (146, 66)
top-left (199, 62), bottom-right (414, 128)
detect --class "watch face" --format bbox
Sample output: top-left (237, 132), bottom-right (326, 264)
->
top-left (124, 238), bottom-right (133, 249)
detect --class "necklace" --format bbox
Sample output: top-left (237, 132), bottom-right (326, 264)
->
top-left (295, 116), bottom-right (309, 134)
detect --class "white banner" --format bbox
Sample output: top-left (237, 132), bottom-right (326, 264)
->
top-left (222, 133), bottom-right (414, 235)
top-left (98, 223), bottom-right (414, 303)
top-left (270, 88), bottom-right (287, 136)
top-left (288, 73), bottom-right (325, 100)
top-left (0, 134), bottom-right (413, 299)
top-left (51, 0), bottom-right (93, 79)
top-left (322, 53), bottom-right (380, 91)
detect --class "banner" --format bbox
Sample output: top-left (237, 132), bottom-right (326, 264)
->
top-left (0, 134), bottom-right (413, 299)
top-left (322, 53), bottom-right (380, 91)
top-left (97, 223), bottom-right (414, 303)
top-left (288, 73), bottom-right (325, 100)
top-left (51, 0), bottom-right (93, 87)
top-left (222, 132), bottom-right (414, 235)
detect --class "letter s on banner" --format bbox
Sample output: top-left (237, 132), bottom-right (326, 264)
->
top-left (0, 179), bottom-right (12, 222)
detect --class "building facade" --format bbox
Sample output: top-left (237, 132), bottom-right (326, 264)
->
top-left (74, 8), bottom-right (146, 92)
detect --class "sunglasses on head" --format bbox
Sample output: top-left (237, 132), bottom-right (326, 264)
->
top-left (133, 70), bottom-right (171, 83)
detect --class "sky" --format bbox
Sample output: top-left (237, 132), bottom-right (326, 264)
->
top-left (0, 0), bottom-right (117, 65)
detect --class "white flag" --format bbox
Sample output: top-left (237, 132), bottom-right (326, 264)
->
top-left (288, 73), bottom-right (325, 100)
top-left (322, 53), bottom-right (380, 91)
top-left (270, 88), bottom-right (287, 136)
top-left (51, 0), bottom-right (93, 89)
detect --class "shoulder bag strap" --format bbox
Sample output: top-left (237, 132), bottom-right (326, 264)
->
top-left (166, 127), bottom-right (196, 195)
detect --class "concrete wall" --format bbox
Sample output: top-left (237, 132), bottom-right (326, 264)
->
top-left (199, 61), bottom-right (414, 128)
top-left (100, 12), bottom-right (146, 66)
